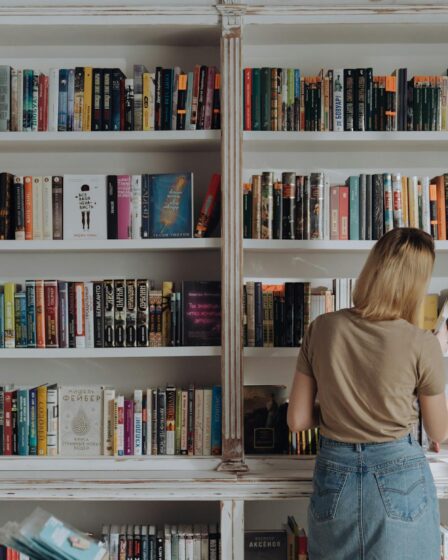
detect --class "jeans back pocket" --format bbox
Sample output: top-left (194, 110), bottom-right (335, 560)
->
top-left (310, 460), bottom-right (349, 522)
top-left (374, 458), bottom-right (428, 522)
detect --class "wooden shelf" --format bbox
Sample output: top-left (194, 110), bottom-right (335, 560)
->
top-left (0, 239), bottom-right (221, 253)
top-left (243, 131), bottom-right (448, 152)
top-left (0, 347), bottom-right (221, 359)
top-left (0, 131), bottom-right (221, 153)
top-left (244, 240), bottom-right (448, 253)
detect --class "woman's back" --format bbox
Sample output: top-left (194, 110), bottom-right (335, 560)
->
top-left (297, 308), bottom-right (445, 442)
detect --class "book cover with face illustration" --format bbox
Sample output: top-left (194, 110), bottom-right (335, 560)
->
top-left (63, 175), bottom-right (107, 240)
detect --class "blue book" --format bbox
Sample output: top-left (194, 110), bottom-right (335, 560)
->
top-left (211, 385), bottom-right (222, 455)
top-left (67, 68), bottom-right (75, 131)
top-left (111, 68), bottom-right (124, 131)
top-left (14, 291), bottom-right (27, 348)
top-left (0, 291), bottom-right (4, 348)
top-left (58, 68), bottom-right (69, 131)
top-left (161, 68), bottom-right (173, 130)
top-left (185, 71), bottom-right (194, 130)
top-left (148, 173), bottom-right (193, 238)
top-left (26, 280), bottom-right (36, 348)
top-left (348, 175), bottom-right (360, 240)
top-left (18, 388), bottom-right (29, 456)
top-left (29, 387), bottom-right (37, 455)
top-left (294, 68), bottom-right (301, 130)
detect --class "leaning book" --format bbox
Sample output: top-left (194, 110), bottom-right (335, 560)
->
top-left (0, 507), bottom-right (108, 560)
top-left (63, 175), bottom-right (107, 240)
top-left (59, 386), bottom-right (103, 456)
top-left (245, 531), bottom-right (287, 560)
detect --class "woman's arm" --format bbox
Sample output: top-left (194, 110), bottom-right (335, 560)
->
top-left (420, 393), bottom-right (448, 443)
top-left (287, 370), bottom-right (319, 433)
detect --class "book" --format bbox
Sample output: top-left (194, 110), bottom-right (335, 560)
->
top-left (182, 281), bottom-right (221, 346)
top-left (245, 531), bottom-right (287, 560)
top-left (194, 173), bottom-right (221, 238)
top-left (63, 175), bottom-right (107, 240)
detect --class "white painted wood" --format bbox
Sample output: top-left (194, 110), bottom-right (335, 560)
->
top-left (221, 500), bottom-right (244, 560)
top-left (0, 347), bottom-right (221, 358)
top-left (0, 239), bottom-right (221, 253)
top-left (244, 240), bottom-right (448, 253)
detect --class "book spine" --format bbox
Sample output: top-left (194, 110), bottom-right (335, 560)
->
top-left (194, 389), bottom-right (204, 456)
top-left (333, 69), bottom-right (344, 131)
top-left (25, 280), bottom-right (36, 348)
top-left (74, 67), bottom-right (84, 131)
top-left (383, 173), bottom-right (394, 232)
top-left (421, 176), bottom-right (431, 234)
top-left (134, 64), bottom-right (146, 131)
top-left (134, 389), bottom-right (143, 456)
top-left (114, 395), bottom-right (124, 456)
top-left (176, 72), bottom-right (187, 130)
top-left (126, 279), bottom-right (137, 347)
top-left (58, 69), bottom-right (68, 131)
top-left (243, 183), bottom-right (252, 239)
top-left (211, 386), bottom-right (222, 455)
top-left (151, 389), bottom-right (158, 455)
top-left (251, 175), bottom-right (262, 239)
top-left (0, 292), bottom-right (4, 348)
top-left (124, 400), bottom-right (134, 455)
top-left (46, 386), bottom-right (58, 456)
top-left (343, 69), bottom-right (354, 131)
top-left (103, 388), bottom-right (116, 456)
top-left (3, 391), bottom-right (12, 455)
top-left (430, 183), bottom-right (438, 238)
top-left (10, 68), bottom-right (17, 132)
top-left (84, 281), bottom-right (94, 348)
top-left (82, 67), bottom-right (93, 131)
top-left (114, 279), bottom-right (126, 347)
top-left (281, 172), bottom-right (295, 240)
top-left (52, 176), bottom-right (63, 240)
top-left (372, 174), bottom-right (384, 240)
top-left (261, 172), bottom-right (273, 239)
top-left (17, 389), bottom-right (29, 456)
top-left (124, 78), bottom-right (134, 130)
top-left (74, 282), bottom-right (85, 348)
top-left (194, 173), bottom-right (221, 238)
top-left (67, 68), bottom-right (75, 131)
top-left (42, 176), bottom-right (53, 240)
top-left (24, 176), bottom-right (33, 240)
top-left (29, 387), bottom-right (37, 455)
top-left (157, 389), bottom-right (167, 455)
top-left (32, 176), bottom-right (43, 240)
top-left (187, 385), bottom-right (194, 455)
top-left (35, 280), bottom-right (45, 348)
top-left (117, 175), bottom-right (132, 239)
top-left (44, 280), bottom-right (58, 348)
top-left (348, 176), bottom-right (360, 240)
top-left (37, 386), bottom-right (47, 455)
top-left (132, 175), bottom-right (142, 240)
top-left (67, 282), bottom-right (76, 348)
top-left (203, 67), bottom-right (215, 130)
top-left (14, 292), bottom-right (27, 348)
top-left (137, 279), bottom-right (149, 347)
top-left (392, 173), bottom-right (404, 228)
top-left (107, 175), bottom-right (118, 239)
top-left (57, 281), bottom-right (68, 348)
top-left (436, 175), bottom-right (447, 240)
top-left (202, 389), bottom-right (212, 455)
top-left (92, 68), bottom-right (103, 131)
top-left (166, 386), bottom-right (176, 455)
top-left (4, 283), bottom-right (15, 349)
top-left (197, 66), bottom-right (207, 130)
top-left (273, 181), bottom-right (283, 240)
top-left (366, 174), bottom-right (372, 240)
top-left (14, 176), bottom-right (25, 240)
top-left (254, 282), bottom-right (263, 347)
top-left (310, 172), bottom-right (324, 240)
top-left (47, 68), bottom-right (58, 132)
top-left (104, 279), bottom-right (115, 347)
top-left (338, 186), bottom-right (349, 241)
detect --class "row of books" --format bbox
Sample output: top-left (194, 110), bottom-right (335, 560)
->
top-left (245, 519), bottom-right (308, 559)
top-left (243, 279), bottom-right (353, 348)
top-left (0, 172), bottom-right (221, 241)
top-left (0, 279), bottom-right (221, 349)
top-left (0, 383), bottom-right (222, 457)
top-left (0, 65), bottom-right (221, 132)
top-left (244, 385), bottom-right (320, 456)
top-left (102, 523), bottom-right (221, 560)
top-left (243, 67), bottom-right (448, 132)
top-left (244, 171), bottom-right (448, 241)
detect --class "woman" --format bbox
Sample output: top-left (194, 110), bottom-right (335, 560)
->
top-left (288, 228), bottom-right (448, 559)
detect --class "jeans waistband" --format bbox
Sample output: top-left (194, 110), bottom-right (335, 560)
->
top-left (319, 433), bottom-right (413, 451)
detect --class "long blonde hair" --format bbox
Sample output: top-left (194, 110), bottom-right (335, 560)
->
top-left (352, 228), bottom-right (435, 324)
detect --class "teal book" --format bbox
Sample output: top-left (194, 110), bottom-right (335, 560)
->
top-left (185, 71), bottom-right (194, 130)
top-left (26, 280), bottom-right (36, 348)
top-left (348, 175), bottom-right (360, 240)
top-left (252, 68), bottom-right (261, 131)
top-left (148, 173), bottom-right (193, 238)
top-left (14, 291), bottom-right (27, 348)
top-left (211, 385), bottom-right (222, 455)
top-left (29, 387), bottom-right (38, 455)
top-left (18, 388), bottom-right (29, 456)
top-left (23, 69), bottom-right (34, 131)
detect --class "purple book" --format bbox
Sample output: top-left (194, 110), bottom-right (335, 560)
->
top-left (117, 175), bottom-right (132, 240)
top-left (203, 67), bottom-right (216, 130)
top-left (124, 399), bottom-right (134, 455)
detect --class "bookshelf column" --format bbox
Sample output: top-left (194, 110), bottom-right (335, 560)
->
top-left (218, 3), bottom-right (247, 472)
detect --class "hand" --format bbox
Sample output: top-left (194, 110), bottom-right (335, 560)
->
top-left (435, 319), bottom-right (448, 355)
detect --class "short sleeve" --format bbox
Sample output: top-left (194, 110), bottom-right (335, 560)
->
top-left (296, 320), bottom-right (316, 378)
top-left (417, 331), bottom-right (445, 396)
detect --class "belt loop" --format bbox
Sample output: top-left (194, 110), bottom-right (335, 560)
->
top-left (355, 443), bottom-right (362, 452)
top-left (408, 433), bottom-right (413, 445)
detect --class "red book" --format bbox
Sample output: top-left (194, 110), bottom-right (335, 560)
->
top-left (203, 66), bottom-right (216, 130)
top-left (117, 175), bottom-right (132, 239)
top-left (44, 280), bottom-right (59, 348)
top-left (38, 73), bottom-right (46, 131)
top-left (43, 75), bottom-right (49, 131)
top-left (330, 185), bottom-right (339, 240)
top-left (298, 528), bottom-right (308, 559)
top-left (124, 399), bottom-right (134, 455)
top-left (244, 68), bottom-right (253, 131)
top-left (338, 185), bottom-right (349, 240)
top-left (194, 173), bottom-right (221, 238)
top-left (434, 175), bottom-right (447, 240)
top-left (4, 391), bottom-right (12, 456)
top-left (35, 279), bottom-right (46, 348)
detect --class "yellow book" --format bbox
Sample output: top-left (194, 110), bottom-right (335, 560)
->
top-left (418, 294), bottom-right (439, 330)
top-left (82, 67), bottom-right (93, 131)
top-left (143, 72), bottom-right (155, 131)
top-left (4, 282), bottom-right (15, 348)
top-left (401, 176), bottom-right (409, 227)
top-left (37, 385), bottom-right (48, 456)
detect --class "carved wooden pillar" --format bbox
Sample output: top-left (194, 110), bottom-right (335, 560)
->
top-left (218, 3), bottom-right (247, 472)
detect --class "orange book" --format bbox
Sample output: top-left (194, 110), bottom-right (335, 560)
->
top-left (24, 175), bottom-right (33, 240)
top-left (433, 175), bottom-right (446, 240)
top-left (401, 176), bottom-right (409, 227)
top-left (37, 384), bottom-right (47, 456)
top-left (35, 279), bottom-right (46, 348)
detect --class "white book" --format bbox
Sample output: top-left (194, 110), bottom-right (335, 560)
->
top-left (134, 389), bottom-right (143, 456)
top-left (42, 176), bottom-right (53, 240)
top-left (333, 69), bottom-right (344, 131)
top-left (421, 176), bottom-right (431, 234)
top-left (408, 176), bottom-right (419, 228)
top-left (178, 525), bottom-right (187, 560)
top-left (17, 69), bottom-right (23, 132)
top-left (281, 68), bottom-right (288, 131)
top-left (132, 175), bottom-right (142, 239)
top-left (32, 176), bottom-right (43, 240)
top-left (10, 68), bottom-right (18, 131)
top-left (200, 525), bottom-right (209, 560)
top-left (146, 388), bottom-right (152, 455)
top-left (185, 526), bottom-right (194, 560)
top-left (193, 525), bottom-right (201, 560)
top-left (164, 525), bottom-right (172, 560)
top-left (84, 281), bottom-right (94, 348)
top-left (47, 385), bottom-right (58, 456)
top-left (194, 389), bottom-right (204, 456)
top-left (59, 386), bottom-right (102, 456)
top-left (63, 175), bottom-right (107, 240)
top-left (202, 388), bottom-right (212, 456)
top-left (48, 68), bottom-right (59, 132)
top-left (103, 388), bottom-right (116, 456)
top-left (109, 525), bottom-right (120, 560)
top-left (391, 173), bottom-right (403, 228)
top-left (148, 72), bottom-right (156, 131)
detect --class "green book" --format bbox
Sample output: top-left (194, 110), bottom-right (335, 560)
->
top-left (348, 175), bottom-right (360, 240)
top-left (260, 67), bottom-right (271, 131)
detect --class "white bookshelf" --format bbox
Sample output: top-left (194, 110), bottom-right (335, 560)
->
top-left (0, 347), bottom-right (221, 358)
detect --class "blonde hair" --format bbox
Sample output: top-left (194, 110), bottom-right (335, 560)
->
top-left (352, 228), bottom-right (435, 324)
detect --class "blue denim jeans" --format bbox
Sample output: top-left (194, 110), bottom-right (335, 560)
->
top-left (308, 434), bottom-right (440, 560)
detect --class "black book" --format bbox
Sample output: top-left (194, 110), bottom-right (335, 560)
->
top-left (154, 66), bottom-right (163, 130)
top-left (92, 68), bottom-right (103, 131)
top-left (302, 175), bottom-right (310, 240)
top-left (107, 175), bottom-right (118, 239)
top-left (284, 283), bottom-right (294, 347)
top-left (211, 72), bottom-right (221, 130)
top-left (125, 79), bottom-right (134, 130)
top-left (114, 279), bottom-right (126, 347)
top-left (111, 68), bottom-right (125, 131)
top-left (67, 282), bottom-right (76, 348)
top-left (161, 68), bottom-right (173, 130)
top-left (260, 67), bottom-right (271, 131)
top-left (102, 68), bottom-right (112, 131)
top-left (181, 281), bottom-right (221, 346)
top-left (197, 65), bottom-right (208, 130)
top-left (244, 531), bottom-right (287, 559)
top-left (293, 282), bottom-right (304, 347)
top-left (365, 174), bottom-right (372, 240)
top-left (354, 68), bottom-right (366, 131)
top-left (295, 175), bottom-right (304, 240)
top-left (344, 69), bottom-right (354, 131)
top-left (365, 67), bottom-right (373, 131)
top-left (103, 279), bottom-right (115, 347)
top-left (0, 172), bottom-right (14, 240)
top-left (407, 78), bottom-right (413, 131)
top-left (304, 80), bottom-right (311, 131)
top-left (254, 282), bottom-right (263, 347)
top-left (157, 388), bottom-right (167, 455)
top-left (13, 177), bottom-right (24, 240)
top-left (136, 279), bottom-right (149, 347)
top-left (372, 174), bottom-right (384, 240)
top-left (243, 183), bottom-right (252, 239)
top-left (93, 281), bottom-right (104, 348)
top-left (281, 172), bottom-right (295, 240)
top-left (126, 526), bottom-right (134, 560)
top-left (359, 174), bottom-right (367, 241)
top-left (126, 279), bottom-right (137, 347)
top-left (156, 531), bottom-right (164, 560)
top-left (272, 181), bottom-right (282, 239)
top-left (11, 390), bottom-right (17, 455)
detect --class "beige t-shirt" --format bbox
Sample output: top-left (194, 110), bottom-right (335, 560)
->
top-left (296, 308), bottom-right (445, 442)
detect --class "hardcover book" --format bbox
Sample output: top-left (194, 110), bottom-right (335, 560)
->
top-left (182, 281), bottom-right (221, 346)
top-left (59, 386), bottom-right (102, 456)
top-left (147, 173), bottom-right (193, 238)
top-left (244, 385), bottom-right (289, 454)
top-left (63, 175), bottom-right (107, 240)
top-left (245, 531), bottom-right (287, 560)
